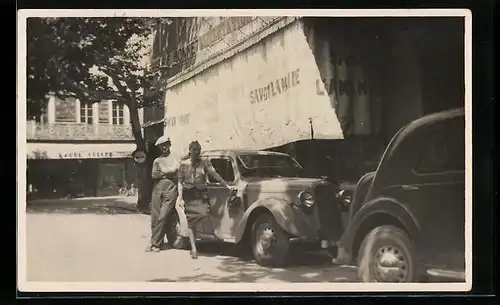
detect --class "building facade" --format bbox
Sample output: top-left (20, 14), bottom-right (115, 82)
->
top-left (144, 16), bottom-right (465, 183)
top-left (26, 96), bottom-right (144, 199)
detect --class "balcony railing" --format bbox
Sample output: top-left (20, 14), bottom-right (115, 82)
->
top-left (26, 121), bottom-right (135, 141)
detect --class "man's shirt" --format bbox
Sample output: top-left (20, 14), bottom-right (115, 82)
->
top-left (177, 157), bottom-right (224, 188)
top-left (152, 153), bottom-right (181, 181)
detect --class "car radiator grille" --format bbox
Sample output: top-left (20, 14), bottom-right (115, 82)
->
top-left (314, 185), bottom-right (343, 240)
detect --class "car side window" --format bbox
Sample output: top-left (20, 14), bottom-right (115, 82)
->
top-left (208, 158), bottom-right (236, 183)
top-left (413, 116), bottom-right (465, 175)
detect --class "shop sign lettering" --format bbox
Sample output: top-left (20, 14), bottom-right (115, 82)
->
top-left (316, 78), bottom-right (369, 96)
top-left (58, 152), bottom-right (114, 159)
top-left (157, 17), bottom-right (255, 68)
top-left (249, 69), bottom-right (301, 104)
top-left (167, 42), bottom-right (198, 68)
top-left (165, 113), bottom-right (191, 127)
top-left (198, 17), bottom-right (255, 50)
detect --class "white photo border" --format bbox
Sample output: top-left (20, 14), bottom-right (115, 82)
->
top-left (17, 8), bottom-right (473, 293)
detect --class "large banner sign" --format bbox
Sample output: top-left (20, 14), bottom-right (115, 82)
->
top-left (164, 20), bottom-right (343, 156)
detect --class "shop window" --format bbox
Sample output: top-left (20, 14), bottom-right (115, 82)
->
top-left (208, 158), bottom-right (235, 183)
top-left (112, 102), bottom-right (125, 125)
top-left (413, 117), bottom-right (465, 175)
top-left (33, 108), bottom-right (48, 124)
top-left (99, 102), bottom-right (109, 124)
top-left (55, 96), bottom-right (78, 123)
top-left (100, 162), bottom-right (126, 190)
top-left (30, 97), bottom-right (49, 123)
top-left (41, 107), bottom-right (48, 124)
top-left (80, 102), bottom-right (93, 124)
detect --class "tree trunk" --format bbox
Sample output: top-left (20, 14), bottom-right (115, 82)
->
top-left (127, 102), bottom-right (150, 212)
top-left (128, 102), bottom-right (146, 151)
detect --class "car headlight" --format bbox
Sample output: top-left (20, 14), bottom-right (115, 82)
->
top-left (297, 191), bottom-right (315, 208)
top-left (336, 189), bottom-right (352, 207)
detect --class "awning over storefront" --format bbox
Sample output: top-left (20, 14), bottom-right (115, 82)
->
top-left (26, 142), bottom-right (137, 160)
top-left (163, 19), bottom-right (344, 156)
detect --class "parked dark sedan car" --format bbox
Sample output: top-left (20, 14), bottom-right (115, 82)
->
top-left (336, 108), bottom-right (466, 282)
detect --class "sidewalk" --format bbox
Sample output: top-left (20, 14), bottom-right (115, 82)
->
top-left (26, 195), bottom-right (139, 214)
top-left (28, 195), bottom-right (138, 203)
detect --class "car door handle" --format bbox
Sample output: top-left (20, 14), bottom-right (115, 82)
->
top-left (401, 185), bottom-right (419, 191)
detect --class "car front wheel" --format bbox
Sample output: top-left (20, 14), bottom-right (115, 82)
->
top-left (251, 214), bottom-right (290, 267)
top-left (357, 225), bottom-right (420, 282)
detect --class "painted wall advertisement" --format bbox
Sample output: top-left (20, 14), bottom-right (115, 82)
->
top-left (164, 20), bottom-right (343, 156)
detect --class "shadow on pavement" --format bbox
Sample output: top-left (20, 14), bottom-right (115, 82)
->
top-left (26, 197), bottom-right (138, 215)
top-left (149, 243), bottom-right (358, 283)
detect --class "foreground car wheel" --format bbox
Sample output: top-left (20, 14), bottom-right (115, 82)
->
top-left (251, 214), bottom-right (290, 267)
top-left (165, 212), bottom-right (185, 249)
top-left (357, 225), bottom-right (419, 282)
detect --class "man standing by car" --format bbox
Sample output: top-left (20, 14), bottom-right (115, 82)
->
top-left (145, 136), bottom-right (186, 252)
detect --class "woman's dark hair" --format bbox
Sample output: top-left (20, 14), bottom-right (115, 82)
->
top-left (189, 141), bottom-right (202, 151)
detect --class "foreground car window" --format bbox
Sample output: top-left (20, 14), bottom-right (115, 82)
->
top-left (209, 158), bottom-right (236, 183)
top-left (237, 154), bottom-right (303, 178)
top-left (413, 116), bottom-right (465, 175)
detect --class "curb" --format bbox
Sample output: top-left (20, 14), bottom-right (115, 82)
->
top-left (27, 196), bottom-right (139, 204)
top-left (113, 205), bottom-right (140, 213)
top-left (26, 197), bottom-right (141, 214)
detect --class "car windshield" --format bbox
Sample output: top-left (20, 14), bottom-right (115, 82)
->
top-left (237, 154), bottom-right (304, 178)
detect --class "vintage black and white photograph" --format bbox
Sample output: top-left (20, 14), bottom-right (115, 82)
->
top-left (17, 9), bottom-right (472, 292)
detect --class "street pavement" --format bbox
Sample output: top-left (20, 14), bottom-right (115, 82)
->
top-left (24, 196), bottom-right (359, 283)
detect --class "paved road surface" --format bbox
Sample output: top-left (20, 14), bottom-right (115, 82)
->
top-left (24, 197), bottom-right (358, 283)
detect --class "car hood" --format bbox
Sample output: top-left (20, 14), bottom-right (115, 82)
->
top-left (245, 177), bottom-right (331, 193)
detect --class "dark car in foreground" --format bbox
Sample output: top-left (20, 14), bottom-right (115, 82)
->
top-left (336, 108), bottom-right (466, 282)
top-left (166, 150), bottom-right (344, 267)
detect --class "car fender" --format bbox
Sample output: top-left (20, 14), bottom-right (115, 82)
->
top-left (339, 197), bottom-right (423, 260)
top-left (234, 196), bottom-right (316, 243)
top-left (349, 171), bottom-right (376, 217)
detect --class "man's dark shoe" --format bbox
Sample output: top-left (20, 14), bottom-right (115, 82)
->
top-left (145, 245), bottom-right (161, 252)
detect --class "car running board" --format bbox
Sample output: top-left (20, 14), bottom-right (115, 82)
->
top-left (426, 269), bottom-right (466, 281)
top-left (196, 234), bottom-right (221, 242)
top-left (196, 233), bottom-right (237, 243)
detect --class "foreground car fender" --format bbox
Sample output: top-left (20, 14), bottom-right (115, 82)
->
top-left (234, 196), bottom-right (318, 243)
top-left (349, 172), bottom-right (376, 216)
top-left (338, 197), bottom-right (423, 264)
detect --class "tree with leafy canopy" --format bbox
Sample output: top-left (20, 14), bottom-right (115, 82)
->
top-left (27, 17), bottom-right (170, 209)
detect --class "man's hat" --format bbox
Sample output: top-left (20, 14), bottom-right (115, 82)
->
top-left (155, 135), bottom-right (171, 147)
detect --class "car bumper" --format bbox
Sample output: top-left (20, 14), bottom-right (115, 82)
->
top-left (289, 236), bottom-right (338, 251)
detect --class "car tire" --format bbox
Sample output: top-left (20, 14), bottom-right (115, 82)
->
top-left (251, 213), bottom-right (290, 267)
top-left (357, 225), bottom-right (421, 282)
top-left (165, 212), bottom-right (185, 249)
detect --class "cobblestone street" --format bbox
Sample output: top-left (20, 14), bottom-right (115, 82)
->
top-left (25, 197), bottom-right (358, 283)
